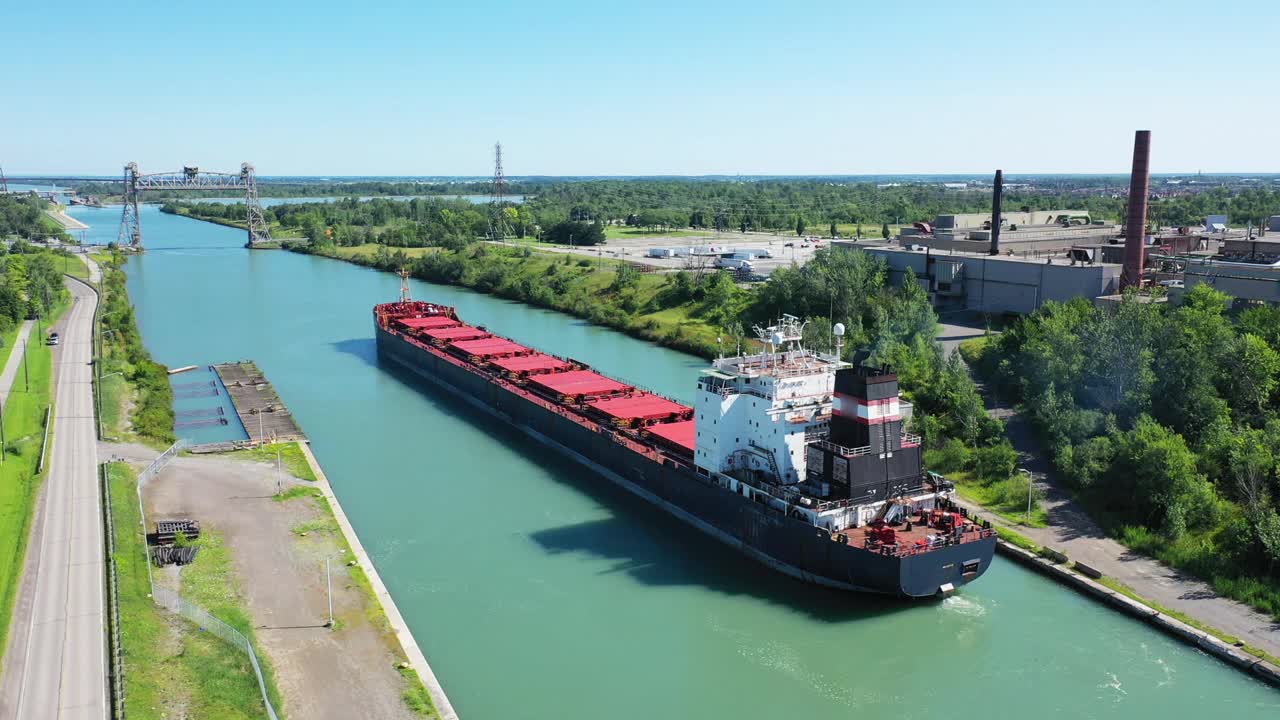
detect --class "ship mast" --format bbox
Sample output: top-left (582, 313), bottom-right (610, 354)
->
top-left (398, 268), bottom-right (412, 303)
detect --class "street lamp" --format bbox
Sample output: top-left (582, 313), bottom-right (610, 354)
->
top-left (1021, 469), bottom-right (1034, 523)
top-left (325, 550), bottom-right (348, 628)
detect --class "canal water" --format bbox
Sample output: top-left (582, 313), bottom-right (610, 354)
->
top-left (69, 204), bottom-right (1280, 718)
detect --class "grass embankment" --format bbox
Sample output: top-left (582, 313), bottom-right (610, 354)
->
top-left (0, 312), bottom-right (58, 664)
top-left (229, 442), bottom-right (317, 482)
top-left (294, 242), bottom-right (731, 358)
top-left (97, 252), bottom-right (174, 445)
top-left (107, 463), bottom-right (285, 719)
top-left (274, 463), bottom-right (437, 717)
top-left (161, 205), bottom-right (305, 238)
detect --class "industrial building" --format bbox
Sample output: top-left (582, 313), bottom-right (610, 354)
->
top-left (836, 243), bottom-right (1122, 315)
top-left (896, 209), bottom-right (1120, 254)
top-left (1175, 237), bottom-right (1280, 305)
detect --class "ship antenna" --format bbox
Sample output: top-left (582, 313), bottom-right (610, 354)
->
top-left (398, 268), bottom-right (412, 303)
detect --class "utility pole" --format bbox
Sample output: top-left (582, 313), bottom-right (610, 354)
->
top-left (324, 551), bottom-right (346, 628)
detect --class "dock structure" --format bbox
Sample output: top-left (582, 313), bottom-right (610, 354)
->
top-left (212, 361), bottom-right (306, 444)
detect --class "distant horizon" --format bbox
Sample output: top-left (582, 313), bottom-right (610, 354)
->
top-left (8, 171), bottom-right (1280, 182)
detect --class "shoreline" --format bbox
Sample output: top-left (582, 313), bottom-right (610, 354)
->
top-left (296, 441), bottom-right (459, 720)
top-left (991, 538), bottom-right (1280, 687)
top-left (45, 208), bottom-right (89, 230)
top-left (157, 208), bottom-right (723, 359)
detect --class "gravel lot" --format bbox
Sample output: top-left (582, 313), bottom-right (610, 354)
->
top-left (106, 442), bottom-right (419, 720)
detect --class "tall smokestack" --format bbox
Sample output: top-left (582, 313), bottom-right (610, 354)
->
top-left (1121, 130), bottom-right (1151, 289)
top-left (989, 169), bottom-right (1003, 256)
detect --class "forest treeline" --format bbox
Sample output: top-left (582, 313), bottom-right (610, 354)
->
top-left (0, 241), bottom-right (72, 333)
top-left (0, 194), bottom-right (71, 243)
top-left (165, 177), bottom-right (1280, 246)
top-left (968, 286), bottom-right (1280, 616)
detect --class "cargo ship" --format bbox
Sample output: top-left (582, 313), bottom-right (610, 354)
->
top-left (374, 284), bottom-right (995, 598)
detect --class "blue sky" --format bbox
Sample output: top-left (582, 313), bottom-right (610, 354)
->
top-left (2, 1), bottom-right (1276, 175)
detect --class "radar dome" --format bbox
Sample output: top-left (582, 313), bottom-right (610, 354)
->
top-left (833, 323), bottom-right (846, 337)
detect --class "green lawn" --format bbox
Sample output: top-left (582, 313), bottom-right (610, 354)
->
top-left (58, 253), bottom-right (92, 282)
top-left (225, 441), bottom-right (317, 482)
top-left (108, 463), bottom-right (285, 719)
top-left (603, 226), bottom-right (706, 240)
top-left (0, 307), bottom-right (60, 666)
top-left (325, 243), bottom-right (441, 261)
top-left (949, 470), bottom-right (1048, 528)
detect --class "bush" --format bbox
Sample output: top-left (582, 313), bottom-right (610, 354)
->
top-left (925, 438), bottom-right (971, 474)
top-left (972, 441), bottom-right (1018, 482)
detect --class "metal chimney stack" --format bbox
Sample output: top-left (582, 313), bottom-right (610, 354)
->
top-left (1121, 130), bottom-right (1152, 289)
top-left (989, 169), bottom-right (1003, 255)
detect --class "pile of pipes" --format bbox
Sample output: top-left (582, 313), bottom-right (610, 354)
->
top-left (152, 545), bottom-right (199, 567)
top-left (147, 518), bottom-right (202, 567)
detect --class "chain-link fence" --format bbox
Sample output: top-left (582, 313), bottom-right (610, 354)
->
top-left (122, 440), bottom-right (281, 720)
top-left (152, 586), bottom-right (279, 720)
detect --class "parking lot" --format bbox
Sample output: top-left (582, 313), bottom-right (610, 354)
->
top-left (509, 230), bottom-right (890, 276)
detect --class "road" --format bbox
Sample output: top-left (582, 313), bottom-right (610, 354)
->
top-left (0, 271), bottom-right (106, 720)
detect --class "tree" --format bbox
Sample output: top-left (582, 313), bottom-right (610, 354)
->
top-left (795, 216), bottom-right (806, 237)
top-left (829, 221), bottom-right (837, 238)
top-left (1106, 415), bottom-right (1218, 536)
top-left (881, 222), bottom-right (890, 239)
top-left (1224, 334), bottom-right (1280, 423)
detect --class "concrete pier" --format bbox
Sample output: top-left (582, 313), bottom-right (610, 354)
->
top-left (213, 361), bottom-right (306, 443)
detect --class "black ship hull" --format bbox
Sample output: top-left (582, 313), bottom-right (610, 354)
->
top-left (376, 325), bottom-right (995, 597)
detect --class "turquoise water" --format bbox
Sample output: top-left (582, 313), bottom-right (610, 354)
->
top-left (68, 204), bottom-right (1280, 718)
top-left (170, 366), bottom-right (246, 445)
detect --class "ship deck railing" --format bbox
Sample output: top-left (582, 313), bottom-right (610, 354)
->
top-left (859, 525), bottom-right (995, 558)
top-left (811, 432), bottom-right (922, 459)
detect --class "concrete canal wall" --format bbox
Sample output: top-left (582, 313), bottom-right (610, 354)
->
top-left (993, 540), bottom-right (1280, 688)
top-left (297, 442), bottom-right (460, 720)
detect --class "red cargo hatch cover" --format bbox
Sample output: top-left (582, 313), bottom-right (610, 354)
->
top-left (645, 420), bottom-right (696, 452)
top-left (450, 338), bottom-right (528, 357)
top-left (421, 325), bottom-right (490, 341)
top-left (397, 316), bottom-right (460, 330)
top-left (587, 393), bottom-right (689, 422)
top-left (489, 354), bottom-right (570, 374)
top-left (528, 370), bottom-right (629, 397)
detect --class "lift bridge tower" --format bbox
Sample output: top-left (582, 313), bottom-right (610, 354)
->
top-left (117, 162), bottom-right (273, 249)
